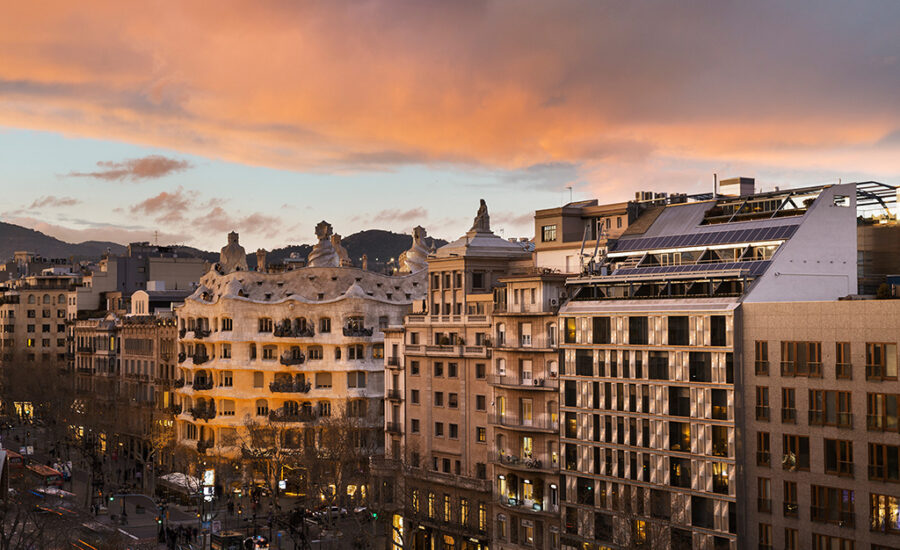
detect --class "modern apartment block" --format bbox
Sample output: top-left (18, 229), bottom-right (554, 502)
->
top-left (490, 271), bottom-right (567, 549)
top-left (172, 226), bottom-right (425, 490)
top-left (743, 300), bottom-right (900, 550)
top-left (557, 181), bottom-right (873, 550)
top-left (378, 201), bottom-right (533, 550)
top-left (0, 273), bottom-right (78, 368)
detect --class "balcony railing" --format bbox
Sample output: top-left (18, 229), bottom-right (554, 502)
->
top-left (492, 452), bottom-right (555, 471)
top-left (192, 379), bottom-right (213, 391)
top-left (781, 408), bottom-right (797, 423)
top-left (279, 354), bottom-right (305, 366)
top-left (189, 404), bottom-right (216, 421)
top-left (269, 380), bottom-right (311, 393)
top-left (386, 422), bottom-right (402, 434)
top-left (783, 502), bottom-right (798, 517)
top-left (193, 328), bottom-right (211, 339)
top-left (810, 506), bottom-right (855, 528)
top-left (343, 326), bottom-right (373, 337)
top-left (387, 356), bottom-right (400, 367)
top-left (756, 406), bottom-right (770, 421)
top-left (193, 354), bottom-right (209, 365)
top-left (179, 328), bottom-right (187, 338)
top-left (386, 389), bottom-right (403, 400)
top-left (757, 451), bottom-right (771, 467)
top-left (173, 378), bottom-right (185, 388)
top-left (487, 374), bottom-right (559, 390)
top-left (274, 325), bottom-right (315, 338)
top-left (808, 411), bottom-right (853, 428)
top-left (755, 361), bottom-right (769, 375)
top-left (168, 404), bottom-right (182, 415)
top-left (836, 363), bottom-right (852, 379)
top-left (489, 413), bottom-right (557, 431)
top-left (269, 409), bottom-right (318, 423)
top-left (77, 346), bottom-right (94, 353)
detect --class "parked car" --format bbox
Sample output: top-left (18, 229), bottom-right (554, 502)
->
top-left (314, 506), bottom-right (348, 521)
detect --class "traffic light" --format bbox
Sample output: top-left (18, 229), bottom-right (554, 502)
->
top-left (109, 496), bottom-right (115, 502)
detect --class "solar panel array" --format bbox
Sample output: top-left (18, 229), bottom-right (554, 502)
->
top-left (613, 260), bottom-right (772, 278)
top-left (610, 224), bottom-right (799, 253)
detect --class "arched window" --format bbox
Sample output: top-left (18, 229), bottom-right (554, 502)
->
top-left (43, 294), bottom-right (50, 304)
top-left (547, 323), bottom-right (557, 347)
top-left (57, 294), bottom-right (65, 305)
top-left (497, 358), bottom-right (506, 376)
top-left (319, 317), bottom-right (331, 333)
top-left (284, 400), bottom-right (299, 415)
top-left (256, 399), bottom-right (268, 416)
top-left (27, 295), bottom-right (35, 304)
top-left (496, 323), bottom-right (506, 346)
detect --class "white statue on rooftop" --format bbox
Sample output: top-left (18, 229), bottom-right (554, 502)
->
top-left (399, 225), bottom-right (430, 273)
top-left (219, 231), bottom-right (249, 273)
top-left (307, 221), bottom-right (340, 267)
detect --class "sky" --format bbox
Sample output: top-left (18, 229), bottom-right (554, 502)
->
top-left (1, 1), bottom-right (899, 251)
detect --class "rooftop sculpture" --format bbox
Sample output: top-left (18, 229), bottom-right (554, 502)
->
top-left (307, 221), bottom-right (340, 267)
top-left (219, 231), bottom-right (249, 273)
top-left (399, 226), bottom-right (429, 273)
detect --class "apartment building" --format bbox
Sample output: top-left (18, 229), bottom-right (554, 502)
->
top-left (490, 271), bottom-right (567, 549)
top-left (172, 226), bottom-right (425, 489)
top-left (557, 181), bottom-right (867, 550)
top-left (378, 201), bottom-right (532, 550)
top-left (743, 299), bottom-right (900, 550)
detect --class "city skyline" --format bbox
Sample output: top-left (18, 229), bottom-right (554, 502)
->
top-left (2, 1), bottom-right (899, 250)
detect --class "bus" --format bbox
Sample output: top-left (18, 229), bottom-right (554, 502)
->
top-left (27, 464), bottom-right (63, 487)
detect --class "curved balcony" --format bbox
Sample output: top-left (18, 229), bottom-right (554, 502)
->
top-left (173, 378), bottom-right (185, 389)
top-left (492, 452), bottom-right (558, 473)
top-left (192, 379), bottom-right (213, 391)
top-left (268, 408), bottom-right (318, 423)
top-left (269, 380), bottom-right (311, 393)
top-left (193, 328), bottom-right (211, 339)
top-left (192, 354), bottom-right (209, 365)
top-left (280, 354), bottom-right (305, 366)
top-left (274, 324), bottom-right (315, 338)
top-left (168, 404), bottom-right (183, 415)
top-left (179, 328), bottom-right (187, 339)
top-left (178, 352), bottom-right (186, 363)
top-left (343, 326), bottom-right (373, 337)
top-left (189, 404), bottom-right (216, 421)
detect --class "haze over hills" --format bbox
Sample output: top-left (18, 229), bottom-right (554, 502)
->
top-left (0, 221), bottom-right (448, 269)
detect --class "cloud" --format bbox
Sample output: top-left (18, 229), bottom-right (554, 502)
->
top-left (28, 196), bottom-right (80, 209)
top-left (130, 187), bottom-right (191, 223)
top-left (67, 155), bottom-right (191, 181)
top-left (198, 206), bottom-right (283, 240)
top-left (0, 0), bottom-right (897, 182)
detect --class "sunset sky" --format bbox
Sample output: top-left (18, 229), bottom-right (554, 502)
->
top-left (2, 1), bottom-right (899, 251)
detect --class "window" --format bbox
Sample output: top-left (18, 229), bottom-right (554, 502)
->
top-left (757, 432), bottom-right (771, 467)
top-left (411, 419), bottom-right (420, 433)
top-left (783, 481), bottom-right (798, 517)
top-left (564, 318), bottom-right (576, 344)
top-left (667, 316), bottom-right (689, 346)
top-left (689, 352), bottom-right (711, 382)
top-left (410, 360), bottom-right (420, 375)
top-left (434, 422), bottom-right (444, 437)
top-left (315, 373), bottom-right (332, 389)
top-left (812, 534), bottom-right (854, 550)
top-left (476, 427), bottom-right (486, 442)
top-left (824, 439), bottom-right (853, 477)
top-left (258, 317), bottom-right (273, 332)
top-left (256, 399), bottom-right (268, 416)
top-left (628, 316), bottom-right (648, 345)
top-left (411, 390), bottom-right (420, 405)
top-left (758, 523), bottom-right (772, 550)
top-left (649, 351), bottom-right (668, 380)
top-left (347, 371), bottom-right (366, 388)
top-left (475, 395), bottom-right (485, 410)
top-left (448, 393), bottom-right (458, 408)
top-left (755, 341), bottom-right (769, 375)
top-left (835, 342), bottom-right (851, 379)
top-left (866, 342), bottom-right (898, 380)
top-left (867, 392), bottom-right (899, 431)
top-left (783, 434), bottom-right (810, 471)
top-left (434, 392), bottom-right (444, 407)
top-left (448, 362), bottom-right (458, 378)
top-left (780, 341), bottom-right (822, 377)
top-left (541, 225), bottom-right (557, 242)
top-left (784, 528), bottom-right (798, 550)
top-left (475, 363), bottom-right (485, 378)
top-left (756, 387), bottom-right (770, 421)
top-left (449, 424), bottom-right (458, 439)
top-left (592, 317), bottom-right (611, 344)
top-left (781, 388), bottom-right (796, 423)
top-left (870, 493), bottom-right (900, 533)
top-left (809, 390), bottom-right (852, 427)
top-left (758, 478), bottom-right (772, 513)
top-left (710, 315), bottom-right (727, 346)
top-left (810, 485), bottom-right (854, 527)
top-left (712, 389), bottom-right (728, 420)
top-left (348, 344), bottom-right (365, 360)
top-left (221, 344), bottom-right (231, 359)
top-left (434, 362), bottom-right (443, 377)
top-left (253, 372), bottom-right (264, 388)
top-left (319, 317), bottom-right (331, 333)
top-left (472, 272), bottom-right (485, 290)
top-left (868, 443), bottom-right (900, 481)
top-left (222, 371), bottom-right (233, 387)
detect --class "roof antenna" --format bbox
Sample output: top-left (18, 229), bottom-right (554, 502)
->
top-left (713, 173), bottom-right (718, 198)
top-left (566, 185), bottom-right (573, 204)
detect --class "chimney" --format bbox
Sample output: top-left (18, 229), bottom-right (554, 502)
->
top-left (256, 249), bottom-right (267, 272)
top-left (361, 254), bottom-right (369, 271)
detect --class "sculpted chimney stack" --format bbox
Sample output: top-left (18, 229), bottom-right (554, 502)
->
top-left (256, 249), bottom-right (267, 273)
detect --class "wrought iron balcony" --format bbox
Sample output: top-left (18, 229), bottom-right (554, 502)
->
top-left (173, 378), bottom-right (185, 388)
top-left (343, 326), bottom-right (373, 337)
top-left (189, 404), bottom-right (216, 421)
top-left (178, 352), bottom-right (186, 363)
top-left (279, 354), bottom-right (305, 366)
top-left (179, 328), bottom-right (186, 338)
top-left (269, 380), bottom-right (311, 393)
top-left (168, 404), bottom-right (182, 415)
top-left (273, 324), bottom-right (315, 338)
top-left (192, 379), bottom-right (213, 391)
top-left (386, 421), bottom-right (402, 434)
top-left (197, 439), bottom-right (213, 454)
top-left (193, 328), bottom-right (211, 339)
top-left (192, 354), bottom-right (209, 365)
top-left (386, 389), bottom-right (403, 400)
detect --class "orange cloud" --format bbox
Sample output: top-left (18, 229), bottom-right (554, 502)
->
top-left (0, 1), bottom-right (898, 181)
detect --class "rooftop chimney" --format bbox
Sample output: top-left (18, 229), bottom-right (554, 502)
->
top-left (256, 249), bottom-right (267, 272)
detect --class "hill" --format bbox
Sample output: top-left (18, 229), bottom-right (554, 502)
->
top-left (0, 222), bottom-right (127, 261)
